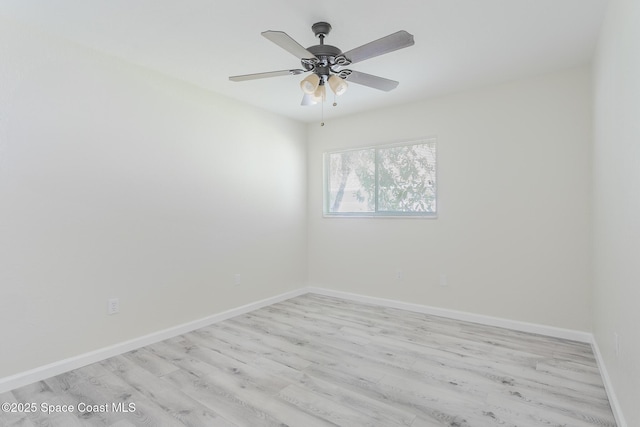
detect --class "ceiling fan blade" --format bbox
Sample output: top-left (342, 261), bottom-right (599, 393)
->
top-left (342, 30), bottom-right (414, 64)
top-left (343, 70), bottom-right (399, 91)
top-left (229, 69), bottom-right (306, 82)
top-left (262, 30), bottom-right (316, 59)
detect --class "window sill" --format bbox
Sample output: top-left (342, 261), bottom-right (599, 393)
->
top-left (322, 213), bottom-right (438, 219)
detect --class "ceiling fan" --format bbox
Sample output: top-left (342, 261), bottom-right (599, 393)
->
top-left (229, 22), bottom-right (415, 106)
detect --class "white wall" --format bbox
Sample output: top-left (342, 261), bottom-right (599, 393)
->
top-left (0, 18), bottom-right (307, 378)
top-left (308, 67), bottom-right (593, 332)
top-left (593, 0), bottom-right (640, 424)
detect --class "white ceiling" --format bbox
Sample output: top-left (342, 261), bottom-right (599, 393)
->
top-left (0, 0), bottom-right (608, 123)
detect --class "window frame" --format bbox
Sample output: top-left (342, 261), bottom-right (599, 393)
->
top-left (323, 137), bottom-right (438, 218)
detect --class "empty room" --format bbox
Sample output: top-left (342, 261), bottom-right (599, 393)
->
top-left (0, 0), bottom-right (638, 426)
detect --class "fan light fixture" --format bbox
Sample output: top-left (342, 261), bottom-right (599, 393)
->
top-left (300, 81), bottom-right (330, 106)
top-left (300, 73), bottom-right (320, 94)
top-left (328, 75), bottom-right (348, 96)
top-left (313, 83), bottom-right (326, 101)
top-left (300, 74), bottom-right (347, 99)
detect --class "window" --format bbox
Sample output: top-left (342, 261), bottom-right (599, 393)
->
top-left (324, 138), bottom-right (437, 217)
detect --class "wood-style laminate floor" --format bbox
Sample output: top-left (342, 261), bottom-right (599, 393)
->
top-left (0, 293), bottom-right (617, 426)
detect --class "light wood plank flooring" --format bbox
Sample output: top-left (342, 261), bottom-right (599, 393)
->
top-left (0, 293), bottom-right (617, 426)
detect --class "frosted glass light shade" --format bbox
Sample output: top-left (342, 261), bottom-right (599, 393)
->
top-left (313, 84), bottom-right (326, 102)
top-left (300, 74), bottom-right (320, 94)
top-left (328, 75), bottom-right (348, 96)
top-left (301, 93), bottom-right (317, 106)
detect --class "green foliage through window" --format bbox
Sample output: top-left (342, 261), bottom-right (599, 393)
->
top-left (324, 139), bottom-right (437, 216)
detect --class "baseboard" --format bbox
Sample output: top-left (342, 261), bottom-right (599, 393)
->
top-left (306, 286), bottom-right (593, 343)
top-left (0, 287), bottom-right (307, 394)
top-left (590, 337), bottom-right (628, 427)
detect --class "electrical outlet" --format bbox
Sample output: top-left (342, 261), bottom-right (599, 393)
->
top-left (234, 274), bottom-right (241, 286)
top-left (396, 269), bottom-right (404, 281)
top-left (108, 298), bottom-right (119, 315)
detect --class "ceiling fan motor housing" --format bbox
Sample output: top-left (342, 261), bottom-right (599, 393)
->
top-left (304, 22), bottom-right (351, 80)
